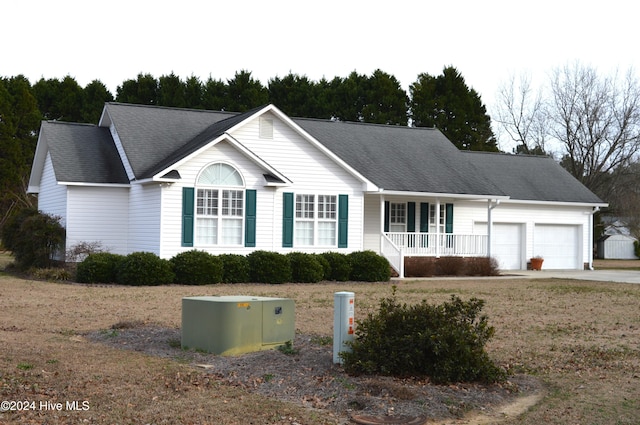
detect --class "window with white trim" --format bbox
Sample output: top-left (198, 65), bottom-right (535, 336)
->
top-left (295, 194), bottom-right (337, 246)
top-left (195, 163), bottom-right (244, 245)
top-left (389, 202), bottom-right (406, 232)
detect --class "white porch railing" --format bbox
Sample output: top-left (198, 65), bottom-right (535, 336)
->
top-left (381, 232), bottom-right (488, 277)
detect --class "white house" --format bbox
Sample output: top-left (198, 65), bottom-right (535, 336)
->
top-left (28, 103), bottom-right (607, 275)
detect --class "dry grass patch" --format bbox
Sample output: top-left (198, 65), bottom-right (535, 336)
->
top-left (1, 252), bottom-right (639, 424)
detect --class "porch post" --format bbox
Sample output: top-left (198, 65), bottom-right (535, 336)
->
top-left (435, 198), bottom-right (441, 257)
top-left (379, 194), bottom-right (385, 253)
top-left (487, 199), bottom-right (493, 258)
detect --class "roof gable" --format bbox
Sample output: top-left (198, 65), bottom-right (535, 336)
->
top-left (101, 103), bottom-right (236, 179)
top-left (30, 121), bottom-right (128, 189)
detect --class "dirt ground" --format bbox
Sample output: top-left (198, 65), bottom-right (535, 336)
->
top-left (1, 255), bottom-right (639, 424)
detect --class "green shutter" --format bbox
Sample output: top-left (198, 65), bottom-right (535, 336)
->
top-left (182, 187), bottom-right (195, 247)
top-left (244, 189), bottom-right (256, 247)
top-left (338, 194), bottom-right (348, 248)
top-left (419, 203), bottom-right (429, 232)
top-left (384, 201), bottom-right (390, 232)
top-left (282, 192), bottom-right (294, 247)
top-left (407, 202), bottom-right (416, 232)
top-left (445, 203), bottom-right (454, 233)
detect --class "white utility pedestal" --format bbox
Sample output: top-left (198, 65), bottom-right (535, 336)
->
top-left (333, 291), bottom-right (355, 364)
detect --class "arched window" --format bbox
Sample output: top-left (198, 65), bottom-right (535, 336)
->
top-left (195, 163), bottom-right (244, 246)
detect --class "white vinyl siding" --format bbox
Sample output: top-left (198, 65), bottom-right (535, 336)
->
top-left (66, 186), bottom-right (129, 256)
top-left (128, 184), bottom-right (162, 255)
top-left (37, 153), bottom-right (67, 224)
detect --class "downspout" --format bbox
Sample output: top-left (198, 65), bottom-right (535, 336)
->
top-left (588, 206), bottom-right (600, 270)
top-left (487, 199), bottom-right (501, 259)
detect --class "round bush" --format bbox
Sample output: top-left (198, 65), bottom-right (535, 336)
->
top-left (171, 250), bottom-right (223, 285)
top-left (313, 253), bottom-right (331, 280)
top-left (246, 250), bottom-right (291, 284)
top-left (219, 254), bottom-right (250, 283)
top-left (76, 252), bottom-right (124, 283)
top-left (341, 291), bottom-right (506, 384)
top-left (320, 252), bottom-right (351, 281)
top-left (116, 252), bottom-right (174, 286)
top-left (348, 250), bottom-right (391, 282)
top-left (287, 252), bottom-right (324, 283)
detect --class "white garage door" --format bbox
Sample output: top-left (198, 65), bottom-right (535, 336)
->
top-left (534, 224), bottom-right (581, 269)
top-left (493, 223), bottom-right (524, 270)
top-left (476, 223), bottom-right (524, 270)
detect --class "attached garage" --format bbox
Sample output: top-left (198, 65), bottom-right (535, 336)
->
top-left (534, 224), bottom-right (582, 269)
top-left (475, 222), bottom-right (525, 270)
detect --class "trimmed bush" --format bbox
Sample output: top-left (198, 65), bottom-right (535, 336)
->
top-left (320, 251), bottom-right (351, 281)
top-left (287, 252), bottom-right (324, 283)
top-left (76, 252), bottom-right (124, 283)
top-left (404, 257), bottom-right (437, 277)
top-left (348, 250), bottom-right (391, 282)
top-left (341, 288), bottom-right (506, 384)
top-left (246, 250), bottom-right (291, 284)
top-left (464, 257), bottom-right (500, 276)
top-left (436, 256), bottom-right (465, 276)
top-left (116, 252), bottom-right (174, 286)
top-left (219, 254), bottom-right (250, 283)
top-left (313, 254), bottom-right (331, 281)
top-left (171, 250), bottom-right (223, 285)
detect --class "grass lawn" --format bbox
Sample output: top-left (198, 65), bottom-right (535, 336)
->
top-left (1, 252), bottom-right (639, 424)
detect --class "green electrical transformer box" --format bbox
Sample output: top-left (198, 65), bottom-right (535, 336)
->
top-left (181, 296), bottom-right (295, 355)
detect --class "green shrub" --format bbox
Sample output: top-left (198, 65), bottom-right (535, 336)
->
top-left (246, 250), bottom-right (291, 284)
top-left (340, 288), bottom-right (506, 384)
top-left (116, 252), bottom-right (174, 286)
top-left (313, 254), bottom-right (331, 280)
top-left (171, 250), bottom-right (223, 285)
top-left (76, 252), bottom-right (124, 283)
top-left (1, 209), bottom-right (65, 270)
top-left (348, 250), bottom-right (391, 282)
top-left (219, 254), bottom-right (250, 283)
top-left (287, 252), bottom-right (324, 283)
top-left (320, 252), bottom-right (351, 281)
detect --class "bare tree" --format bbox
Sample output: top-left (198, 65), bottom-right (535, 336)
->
top-left (494, 73), bottom-right (548, 155)
top-left (549, 63), bottom-right (640, 196)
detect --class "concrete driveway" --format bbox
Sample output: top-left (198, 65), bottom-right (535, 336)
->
top-left (513, 269), bottom-right (640, 284)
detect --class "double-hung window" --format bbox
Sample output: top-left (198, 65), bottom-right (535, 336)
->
top-left (389, 202), bottom-right (406, 232)
top-left (295, 194), bottom-right (337, 246)
top-left (195, 163), bottom-right (244, 246)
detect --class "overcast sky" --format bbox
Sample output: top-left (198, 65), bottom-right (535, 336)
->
top-left (3, 0), bottom-right (637, 151)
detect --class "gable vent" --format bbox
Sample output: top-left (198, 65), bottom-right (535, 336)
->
top-left (260, 117), bottom-right (273, 139)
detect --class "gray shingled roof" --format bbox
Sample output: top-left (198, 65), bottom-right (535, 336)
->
top-left (103, 103), bottom-right (236, 179)
top-left (44, 103), bottom-right (603, 204)
top-left (295, 118), bottom-right (506, 196)
top-left (461, 151), bottom-right (604, 203)
top-left (43, 121), bottom-right (128, 184)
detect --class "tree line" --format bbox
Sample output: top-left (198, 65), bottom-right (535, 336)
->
top-left (2, 63), bottom-right (640, 239)
top-left (0, 67), bottom-right (497, 230)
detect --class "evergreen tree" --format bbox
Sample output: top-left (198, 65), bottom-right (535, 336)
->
top-left (202, 76), bottom-right (226, 110)
top-left (82, 80), bottom-right (113, 123)
top-left (361, 69), bottom-right (408, 125)
top-left (184, 75), bottom-right (205, 109)
top-left (116, 73), bottom-right (159, 105)
top-left (268, 73), bottom-right (331, 118)
top-left (158, 72), bottom-right (186, 107)
top-left (410, 67), bottom-right (498, 151)
top-left (225, 70), bottom-right (268, 112)
top-left (0, 76), bottom-right (40, 228)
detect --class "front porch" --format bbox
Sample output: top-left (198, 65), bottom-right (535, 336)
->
top-left (381, 232), bottom-right (488, 277)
